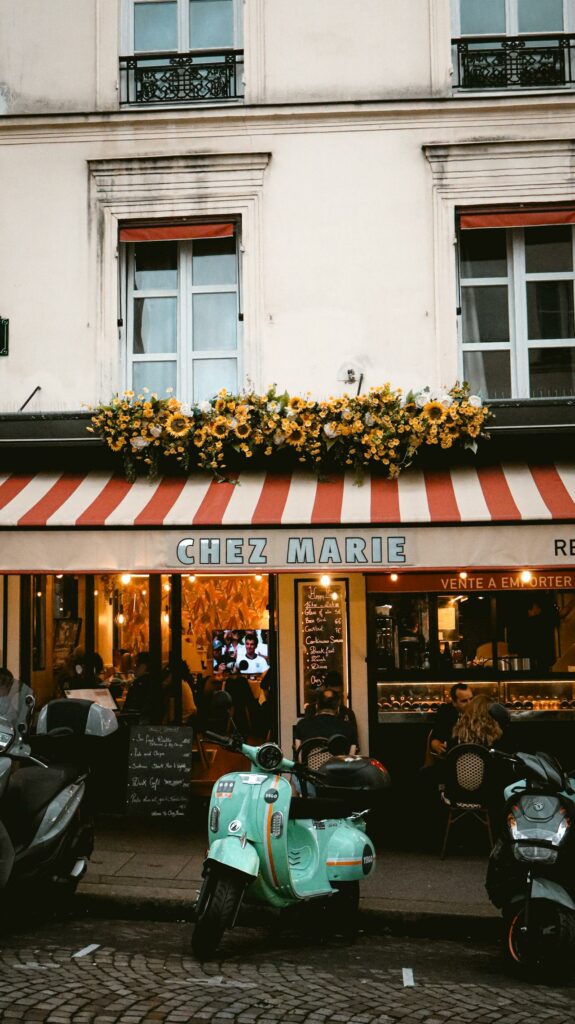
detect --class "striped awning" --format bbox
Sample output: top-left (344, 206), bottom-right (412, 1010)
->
top-left (1, 463), bottom-right (575, 527)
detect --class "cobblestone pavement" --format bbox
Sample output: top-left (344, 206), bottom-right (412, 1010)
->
top-left (0, 916), bottom-right (574, 1024)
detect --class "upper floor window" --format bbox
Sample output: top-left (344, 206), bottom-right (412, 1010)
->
top-left (452, 0), bottom-right (575, 90)
top-left (120, 0), bottom-right (243, 105)
top-left (458, 211), bottom-right (575, 401)
top-left (121, 222), bottom-right (241, 403)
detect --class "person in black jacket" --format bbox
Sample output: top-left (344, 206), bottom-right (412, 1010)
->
top-left (429, 682), bottom-right (473, 757)
top-left (293, 688), bottom-right (358, 755)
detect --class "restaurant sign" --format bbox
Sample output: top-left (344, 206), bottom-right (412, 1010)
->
top-left (2, 523), bottom-right (575, 572)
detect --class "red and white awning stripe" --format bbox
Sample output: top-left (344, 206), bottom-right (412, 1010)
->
top-left (1, 463), bottom-right (575, 528)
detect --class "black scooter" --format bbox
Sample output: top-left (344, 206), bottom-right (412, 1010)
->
top-left (0, 695), bottom-right (117, 906)
top-left (486, 748), bottom-right (575, 979)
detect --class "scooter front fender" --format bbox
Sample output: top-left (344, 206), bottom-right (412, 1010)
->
top-left (205, 837), bottom-right (260, 879)
top-left (531, 878), bottom-right (575, 913)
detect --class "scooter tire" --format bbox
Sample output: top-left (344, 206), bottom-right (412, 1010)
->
top-left (505, 900), bottom-right (575, 981)
top-left (192, 868), bottom-right (245, 960)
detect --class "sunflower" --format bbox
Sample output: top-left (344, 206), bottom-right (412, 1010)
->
top-left (287, 396), bottom-right (306, 413)
top-left (235, 421), bottom-right (251, 439)
top-left (286, 425), bottom-right (305, 446)
top-left (423, 401), bottom-right (445, 422)
top-left (211, 416), bottom-right (229, 438)
top-left (192, 427), bottom-right (208, 447)
top-left (165, 413), bottom-right (191, 438)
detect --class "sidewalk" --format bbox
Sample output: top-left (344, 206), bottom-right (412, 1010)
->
top-left (78, 813), bottom-right (500, 939)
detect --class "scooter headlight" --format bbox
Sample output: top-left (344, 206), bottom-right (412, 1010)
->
top-left (256, 743), bottom-right (283, 771)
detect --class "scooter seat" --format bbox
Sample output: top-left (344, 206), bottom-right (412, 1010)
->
top-left (0, 764), bottom-right (80, 848)
top-left (289, 796), bottom-right (350, 820)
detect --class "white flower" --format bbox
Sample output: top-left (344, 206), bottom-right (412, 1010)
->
top-left (267, 401), bottom-right (279, 413)
top-left (428, 387), bottom-right (445, 403)
top-left (165, 386), bottom-right (174, 394)
top-left (323, 423), bottom-right (338, 438)
top-left (415, 389), bottom-right (429, 409)
top-left (131, 436), bottom-right (150, 450)
top-left (364, 412), bottom-right (375, 427)
top-left (149, 425), bottom-right (162, 438)
top-left (440, 394), bottom-right (453, 408)
top-left (198, 401), bottom-right (212, 414)
top-left (273, 430), bottom-right (285, 446)
top-left (468, 395), bottom-right (483, 408)
top-left (178, 402), bottom-right (193, 417)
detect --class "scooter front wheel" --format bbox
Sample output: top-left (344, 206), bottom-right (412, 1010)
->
top-left (192, 867), bottom-right (245, 960)
top-left (505, 900), bottom-right (575, 980)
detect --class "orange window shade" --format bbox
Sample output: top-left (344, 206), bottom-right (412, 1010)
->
top-left (460, 208), bottom-right (575, 230)
top-left (119, 223), bottom-right (235, 242)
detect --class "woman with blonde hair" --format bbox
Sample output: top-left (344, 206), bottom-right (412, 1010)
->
top-left (451, 694), bottom-right (503, 749)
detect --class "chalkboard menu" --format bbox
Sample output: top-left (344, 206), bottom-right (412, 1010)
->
top-left (296, 579), bottom-right (349, 713)
top-left (126, 726), bottom-right (192, 818)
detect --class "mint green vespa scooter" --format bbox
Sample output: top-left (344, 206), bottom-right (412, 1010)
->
top-left (192, 694), bottom-right (389, 958)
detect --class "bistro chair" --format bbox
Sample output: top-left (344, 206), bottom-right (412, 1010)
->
top-left (440, 743), bottom-right (493, 859)
top-left (294, 734), bottom-right (351, 797)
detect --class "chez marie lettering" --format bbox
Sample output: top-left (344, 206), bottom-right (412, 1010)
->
top-left (176, 535), bottom-right (406, 566)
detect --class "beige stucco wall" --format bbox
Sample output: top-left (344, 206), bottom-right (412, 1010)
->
top-left (0, 0), bottom-right (451, 115)
top-left (2, 99), bottom-right (575, 412)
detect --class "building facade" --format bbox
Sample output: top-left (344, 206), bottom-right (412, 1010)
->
top-left (2, 0), bottom-right (575, 774)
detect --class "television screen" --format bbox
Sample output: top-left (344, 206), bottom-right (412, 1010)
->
top-left (212, 629), bottom-right (269, 675)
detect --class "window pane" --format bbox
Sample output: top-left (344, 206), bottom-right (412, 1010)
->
top-left (133, 360), bottom-right (177, 395)
top-left (518, 0), bottom-right (563, 33)
top-left (462, 285), bottom-right (509, 342)
top-left (134, 1), bottom-right (178, 51)
top-left (134, 242), bottom-right (178, 290)
top-left (460, 228), bottom-right (507, 278)
top-left (460, 0), bottom-right (505, 35)
top-left (529, 347), bottom-right (575, 397)
top-left (525, 226), bottom-right (572, 274)
top-left (193, 357), bottom-right (237, 401)
top-left (133, 297), bottom-right (177, 353)
top-left (192, 292), bottom-right (237, 349)
top-left (193, 237), bottom-right (237, 285)
top-left (527, 281), bottom-right (575, 339)
top-left (190, 0), bottom-right (234, 48)
top-left (463, 350), bottom-right (511, 399)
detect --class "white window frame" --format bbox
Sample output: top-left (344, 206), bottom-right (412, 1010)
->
top-left (452, 0), bottom-right (574, 37)
top-left (124, 0), bottom-right (243, 54)
top-left (124, 233), bottom-right (242, 403)
top-left (458, 225), bottom-right (575, 399)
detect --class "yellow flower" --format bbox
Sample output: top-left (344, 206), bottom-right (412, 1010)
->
top-left (235, 422), bottom-right (251, 439)
top-left (423, 401), bottom-right (445, 422)
top-left (215, 398), bottom-right (227, 413)
top-left (109, 437), bottom-right (126, 451)
top-left (193, 428), bottom-right (208, 447)
top-left (165, 413), bottom-right (191, 438)
top-left (287, 396), bottom-right (306, 413)
top-left (212, 417), bottom-right (229, 438)
top-left (286, 425), bottom-right (305, 446)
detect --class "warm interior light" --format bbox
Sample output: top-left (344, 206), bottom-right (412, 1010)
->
top-left (188, 575), bottom-right (196, 583)
top-left (36, 591), bottom-right (42, 598)
top-left (141, 588), bottom-right (147, 596)
top-left (162, 611), bottom-right (170, 625)
top-left (330, 591), bottom-right (338, 600)
top-left (116, 612), bottom-right (125, 626)
top-left (93, 589), bottom-right (99, 596)
top-left (459, 571), bottom-right (468, 580)
top-left (55, 573), bottom-right (63, 579)
top-left (390, 573), bottom-right (399, 583)
top-left (163, 582), bottom-right (171, 593)
top-left (120, 573), bottom-right (132, 585)
top-left (520, 570), bottom-right (532, 583)
top-left (255, 575), bottom-right (263, 581)
top-left (320, 574), bottom-right (331, 587)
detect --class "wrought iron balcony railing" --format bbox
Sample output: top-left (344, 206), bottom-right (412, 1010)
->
top-left (119, 49), bottom-right (244, 105)
top-left (453, 33), bottom-right (575, 90)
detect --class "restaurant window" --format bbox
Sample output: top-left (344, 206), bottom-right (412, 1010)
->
top-left (369, 580), bottom-right (575, 718)
top-left (120, 0), bottom-right (244, 104)
top-left (458, 216), bottom-right (575, 399)
top-left (452, 0), bottom-right (575, 90)
top-left (122, 223), bottom-right (241, 403)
